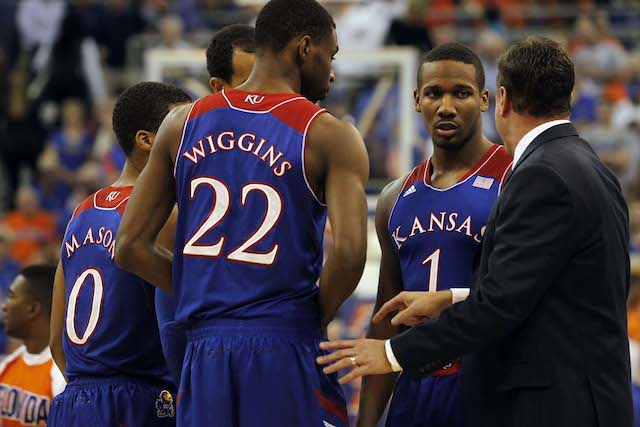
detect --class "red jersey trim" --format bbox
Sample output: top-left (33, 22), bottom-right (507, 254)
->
top-left (423, 144), bottom-right (504, 191)
top-left (475, 145), bottom-right (513, 182)
top-left (70, 197), bottom-right (95, 221)
top-left (93, 186), bottom-right (133, 216)
top-left (187, 94), bottom-right (227, 122)
top-left (313, 388), bottom-right (349, 426)
top-left (221, 88), bottom-right (306, 114)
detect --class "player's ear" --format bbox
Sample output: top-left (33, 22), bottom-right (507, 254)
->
top-left (297, 35), bottom-right (312, 63)
top-left (414, 89), bottom-right (422, 112)
top-left (27, 301), bottom-right (41, 319)
top-left (209, 77), bottom-right (225, 93)
top-left (480, 88), bottom-right (489, 112)
top-left (135, 130), bottom-right (154, 152)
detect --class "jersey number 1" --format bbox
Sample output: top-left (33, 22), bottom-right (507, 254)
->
top-left (183, 177), bottom-right (282, 265)
top-left (422, 248), bottom-right (441, 292)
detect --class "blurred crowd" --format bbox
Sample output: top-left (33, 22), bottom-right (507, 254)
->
top-left (1, 0), bottom-right (640, 389)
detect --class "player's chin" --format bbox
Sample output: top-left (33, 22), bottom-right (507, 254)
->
top-left (313, 90), bottom-right (329, 103)
top-left (433, 137), bottom-right (466, 150)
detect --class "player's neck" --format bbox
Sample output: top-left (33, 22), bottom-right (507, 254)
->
top-left (23, 324), bottom-right (49, 355)
top-left (431, 135), bottom-right (494, 174)
top-left (237, 55), bottom-right (300, 95)
top-left (111, 159), bottom-right (142, 188)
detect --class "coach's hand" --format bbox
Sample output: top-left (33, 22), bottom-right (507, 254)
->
top-left (372, 291), bottom-right (451, 327)
top-left (317, 339), bottom-right (392, 384)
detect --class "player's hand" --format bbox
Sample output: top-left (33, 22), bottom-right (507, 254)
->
top-left (317, 339), bottom-right (392, 384)
top-left (372, 291), bottom-right (452, 327)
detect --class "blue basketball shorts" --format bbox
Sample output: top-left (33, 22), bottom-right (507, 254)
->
top-left (160, 320), bottom-right (188, 386)
top-left (385, 366), bottom-right (464, 427)
top-left (177, 318), bottom-right (349, 427)
top-left (48, 375), bottom-right (177, 427)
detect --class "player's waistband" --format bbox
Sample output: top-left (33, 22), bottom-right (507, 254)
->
top-left (431, 358), bottom-right (461, 377)
top-left (185, 317), bottom-right (323, 340)
top-left (66, 374), bottom-right (174, 390)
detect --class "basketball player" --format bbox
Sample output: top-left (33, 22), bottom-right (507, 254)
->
top-left (355, 43), bottom-right (512, 427)
top-left (0, 265), bottom-right (65, 426)
top-left (114, 0), bottom-right (369, 425)
top-left (155, 23), bottom-right (257, 386)
top-left (48, 82), bottom-right (191, 427)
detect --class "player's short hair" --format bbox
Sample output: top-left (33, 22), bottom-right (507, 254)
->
top-left (497, 35), bottom-right (574, 117)
top-left (112, 82), bottom-right (192, 156)
top-left (254, 0), bottom-right (335, 54)
top-left (206, 25), bottom-right (256, 82)
top-left (21, 265), bottom-right (56, 315)
top-left (419, 42), bottom-right (485, 90)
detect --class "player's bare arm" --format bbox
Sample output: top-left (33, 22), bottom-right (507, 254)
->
top-left (115, 104), bottom-right (191, 293)
top-left (49, 261), bottom-right (67, 378)
top-left (356, 178), bottom-right (405, 427)
top-left (156, 206), bottom-right (179, 251)
top-left (307, 113), bottom-right (369, 327)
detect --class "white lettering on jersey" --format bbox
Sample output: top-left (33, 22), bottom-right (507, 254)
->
top-left (105, 191), bottom-right (121, 202)
top-left (244, 94), bottom-right (265, 105)
top-left (392, 212), bottom-right (485, 248)
top-left (182, 131), bottom-right (293, 177)
top-left (64, 227), bottom-right (116, 259)
top-left (0, 384), bottom-right (49, 425)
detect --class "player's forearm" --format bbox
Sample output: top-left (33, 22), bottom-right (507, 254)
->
top-left (115, 239), bottom-right (173, 293)
top-left (50, 339), bottom-right (66, 377)
top-left (318, 243), bottom-right (366, 327)
top-left (357, 373), bottom-right (398, 427)
top-left (356, 320), bottom-right (400, 427)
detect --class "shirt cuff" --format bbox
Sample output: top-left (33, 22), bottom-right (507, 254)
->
top-left (450, 288), bottom-right (470, 304)
top-left (385, 339), bottom-right (403, 372)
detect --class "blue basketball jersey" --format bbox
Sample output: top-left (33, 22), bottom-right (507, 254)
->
top-left (389, 145), bottom-right (512, 294)
top-left (60, 186), bottom-right (171, 382)
top-left (173, 89), bottom-right (328, 325)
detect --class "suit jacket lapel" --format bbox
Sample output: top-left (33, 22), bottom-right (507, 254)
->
top-left (511, 123), bottom-right (579, 174)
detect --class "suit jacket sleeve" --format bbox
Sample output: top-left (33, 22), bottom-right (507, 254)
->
top-left (391, 163), bottom-right (578, 377)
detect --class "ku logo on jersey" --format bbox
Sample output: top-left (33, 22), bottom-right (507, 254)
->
top-left (155, 390), bottom-right (175, 418)
top-left (105, 191), bottom-right (121, 202)
top-left (244, 94), bottom-right (265, 105)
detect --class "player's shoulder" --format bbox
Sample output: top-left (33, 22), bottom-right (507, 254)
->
top-left (269, 96), bottom-right (327, 135)
top-left (309, 112), bottom-right (362, 145)
top-left (70, 186), bottom-right (134, 222)
top-left (376, 166), bottom-right (418, 215)
top-left (477, 144), bottom-right (513, 177)
top-left (186, 93), bottom-right (224, 122)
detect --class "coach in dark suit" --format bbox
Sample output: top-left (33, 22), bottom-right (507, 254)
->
top-left (318, 36), bottom-right (633, 427)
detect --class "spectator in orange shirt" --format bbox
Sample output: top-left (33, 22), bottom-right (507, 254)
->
top-left (2, 187), bottom-right (57, 265)
top-left (628, 278), bottom-right (640, 344)
top-left (0, 265), bottom-right (65, 426)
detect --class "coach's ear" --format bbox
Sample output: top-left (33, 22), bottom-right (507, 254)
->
top-left (496, 86), bottom-right (509, 118)
top-left (135, 130), bottom-right (154, 152)
top-left (210, 77), bottom-right (225, 93)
